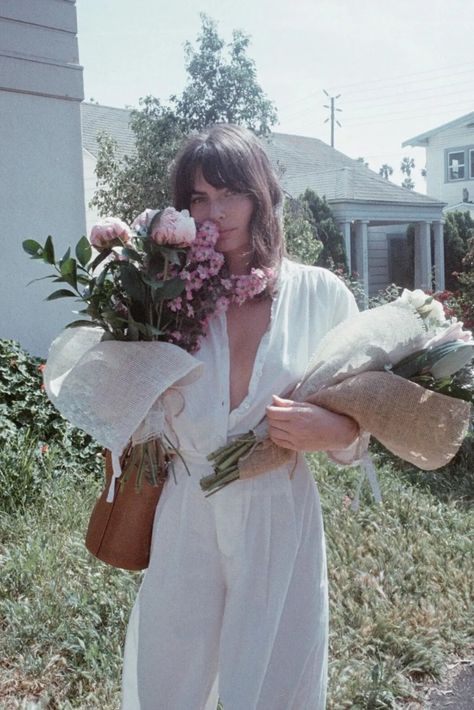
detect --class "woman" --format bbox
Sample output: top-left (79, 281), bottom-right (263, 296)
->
top-left (121, 124), bottom-right (361, 710)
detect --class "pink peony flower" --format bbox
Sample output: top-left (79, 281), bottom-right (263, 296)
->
top-left (131, 208), bottom-right (160, 234)
top-left (90, 217), bottom-right (132, 250)
top-left (150, 207), bottom-right (196, 247)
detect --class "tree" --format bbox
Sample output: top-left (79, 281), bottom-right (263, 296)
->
top-left (90, 98), bottom-right (184, 222)
top-left (91, 15), bottom-right (277, 219)
top-left (283, 196), bottom-right (323, 265)
top-left (400, 156), bottom-right (415, 190)
top-left (443, 211), bottom-right (474, 290)
top-left (401, 177), bottom-right (415, 190)
top-left (301, 189), bottom-right (347, 269)
top-left (400, 156), bottom-right (415, 176)
top-left (379, 164), bottom-right (393, 180)
top-left (172, 15), bottom-right (277, 136)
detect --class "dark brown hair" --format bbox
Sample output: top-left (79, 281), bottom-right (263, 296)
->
top-left (171, 124), bottom-right (284, 269)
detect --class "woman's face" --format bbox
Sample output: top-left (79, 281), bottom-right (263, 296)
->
top-left (190, 169), bottom-right (254, 256)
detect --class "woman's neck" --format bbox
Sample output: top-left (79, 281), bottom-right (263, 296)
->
top-left (225, 249), bottom-right (252, 275)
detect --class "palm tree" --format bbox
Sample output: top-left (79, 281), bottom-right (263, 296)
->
top-left (379, 164), bottom-right (394, 180)
top-left (400, 156), bottom-right (415, 177)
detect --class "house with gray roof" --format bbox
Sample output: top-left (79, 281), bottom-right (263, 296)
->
top-left (81, 103), bottom-right (447, 299)
top-left (403, 112), bottom-right (474, 220)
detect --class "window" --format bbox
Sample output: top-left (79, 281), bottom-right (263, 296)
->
top-left (470, 149), bottom-right (474, 179)
top-left (448, 151), bottom-right (465, 180)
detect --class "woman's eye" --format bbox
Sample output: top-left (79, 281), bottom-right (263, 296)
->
top-left (190, 196), bottom-right (204, 204)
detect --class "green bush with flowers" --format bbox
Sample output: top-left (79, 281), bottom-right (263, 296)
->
top-left (0, 339), bottom-right (102, 512)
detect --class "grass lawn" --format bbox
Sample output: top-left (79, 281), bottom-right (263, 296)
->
top-left (0, 434), bottom-right (473, 709)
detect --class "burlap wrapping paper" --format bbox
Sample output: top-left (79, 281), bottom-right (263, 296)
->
top-left (306, 372), bottom-right (471, 470)
top-left (235, 300), bottom-right (471, 479)
top-left (239, 436), bottom-right (296, 479)
top-left (44, 326), bottom-right (204, 458)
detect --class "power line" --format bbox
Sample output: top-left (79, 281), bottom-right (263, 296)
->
top-left (325, 60), bottom-right (474, 95)
top-left (279, 62), bottom-right (474, 115)
top-left (285, 87), bottom-right (474, 125)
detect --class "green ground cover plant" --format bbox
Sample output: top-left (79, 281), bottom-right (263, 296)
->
top-left (0, 340), bottom-right (472, 708)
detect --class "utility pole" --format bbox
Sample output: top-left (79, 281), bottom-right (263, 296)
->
top-left (323, 90), bottom-right (342, 148)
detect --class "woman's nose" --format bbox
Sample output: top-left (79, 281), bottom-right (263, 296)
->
top-left (209, 198), bottom-right (225, 221)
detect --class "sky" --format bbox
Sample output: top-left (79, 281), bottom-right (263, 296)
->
top-left (76, 0), bottom-right (474, 193)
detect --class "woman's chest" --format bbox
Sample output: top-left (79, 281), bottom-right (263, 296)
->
top-left (226, 299), bottom-right (273, 411)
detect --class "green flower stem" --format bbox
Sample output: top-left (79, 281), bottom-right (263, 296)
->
top-left (200, 466), bottom-right (240, 494)
top-left (156, 255), bottom-right (169, 339)
top-left (201, 433), bottom-right (258, 494)
top-left (215, 441), bottom-right (253, 471)
top-left (207, 433), bottom-right (255, 462)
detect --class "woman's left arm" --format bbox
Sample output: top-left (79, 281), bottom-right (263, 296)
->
top-left (266, 394), bottom-right (359, 452)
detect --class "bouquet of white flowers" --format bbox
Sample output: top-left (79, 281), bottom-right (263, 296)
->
top-left (201, 290), bottom-right (473, 496)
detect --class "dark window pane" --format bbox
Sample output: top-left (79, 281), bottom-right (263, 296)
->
top-left (448, 151), bottom-right (465, 180)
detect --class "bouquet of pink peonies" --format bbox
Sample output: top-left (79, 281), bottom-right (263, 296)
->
top-left (23, 207), bottom-right (273, 497)
top-left (201, 289), bottom-right (473, 496)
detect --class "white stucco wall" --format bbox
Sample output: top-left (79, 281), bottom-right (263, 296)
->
top-left (0, 0), bottom-right (85, 357)
top-left (425, 123), bottom-right (474, 205)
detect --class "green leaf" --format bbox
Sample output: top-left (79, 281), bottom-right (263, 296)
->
top-left (60, 258), bottom-right (78, 289)
top-left (120, 246), bottom-right (142, 262)
top-left (43, 236), bottom-right (55, 265)
top-left (75, 236), bottom-right (92, 267)
top-left (59, 247), bottom-right (71, 266)
top-left (22, 239), bottom-right (43, 257)
top-left (26, 274), bottom-right (56, 287)
top-left (89, 249), bottom-right (111, 272)
top-left (160, 277), bottom-right (185, 300)
top-left (142, 276), bottom-right (165, 289)
top-left (46, 289), bottom-right (77, 301)
top-left (64, 319), bottom-right (96, 329)
top-left (119, 263), bottom-right (145, 303)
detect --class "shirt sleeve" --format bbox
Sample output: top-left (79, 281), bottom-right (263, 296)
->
top-left (320, 270), bottom-right (370, 465)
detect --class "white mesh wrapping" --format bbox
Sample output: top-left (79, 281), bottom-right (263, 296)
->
top-left (294, 301), bottom-right (427, 401)
top-left (44, 326), bottom-right (204, 455)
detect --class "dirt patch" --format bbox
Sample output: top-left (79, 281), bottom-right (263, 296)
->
top-left (424, 658), bottom-right (474, 709)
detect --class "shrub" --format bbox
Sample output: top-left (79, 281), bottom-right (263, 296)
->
top-left (0, 339), bottom-right (102, 511)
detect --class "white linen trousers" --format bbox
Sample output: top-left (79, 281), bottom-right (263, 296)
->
top-left (121, 260), bottom-right (358, 710)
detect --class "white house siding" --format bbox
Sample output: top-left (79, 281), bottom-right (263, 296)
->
top-left (367, 228), bottom-right (389, 296)
top-left (425, 124), bottom-right (474, 205)
top-left (0, 0), bottom-right (85, 357)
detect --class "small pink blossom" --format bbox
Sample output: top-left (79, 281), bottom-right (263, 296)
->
top-left (194, 220), bottom-right (220, 247)
top-left (168, 296), bottom-right (183, 312)
top-left (150, 207), bottom-right (196, 247)
top-left (197, 265), bottom-right (210, 280)
top-left (90, 217), bottom-right (132, 250)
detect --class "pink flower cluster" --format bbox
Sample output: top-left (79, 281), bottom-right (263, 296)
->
top-left (227, 268), bottom-right (274, 306)
top-left (162, 221), bottom-right (227, 351)
top-left (87, 209), bottom-right (277, 353)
